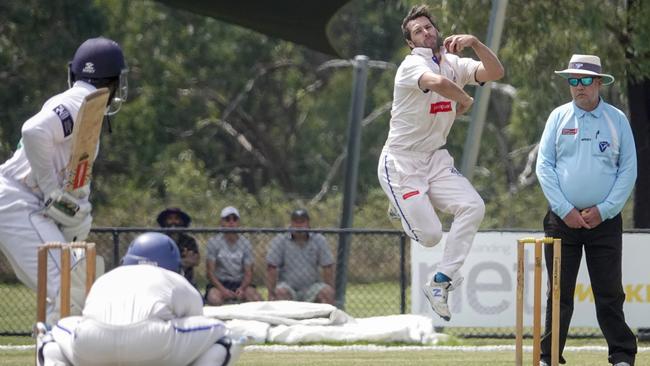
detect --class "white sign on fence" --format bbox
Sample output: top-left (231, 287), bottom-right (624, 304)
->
top-left (411, 231), bottom-right (650, 328)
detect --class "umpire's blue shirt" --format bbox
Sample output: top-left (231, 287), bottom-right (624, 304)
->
top-left (536, 98), bottom-right (637, 220)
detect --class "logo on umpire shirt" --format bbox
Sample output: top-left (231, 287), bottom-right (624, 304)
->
top-left (599, 141), bottom-right (610, 152)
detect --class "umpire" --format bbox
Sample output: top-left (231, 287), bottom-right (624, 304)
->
top-left (536, 54), bottom-right (637, 366)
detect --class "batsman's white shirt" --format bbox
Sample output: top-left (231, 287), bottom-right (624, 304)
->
top-left (52, 265), bottom-right (228, 366)
top-left (378, 47), bottom-right (485, 278)
top-left (0, 81), bottom-right (96, 319)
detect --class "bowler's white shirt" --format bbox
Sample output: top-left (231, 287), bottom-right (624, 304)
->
top-left (384, 47), bottom-right (480, 153)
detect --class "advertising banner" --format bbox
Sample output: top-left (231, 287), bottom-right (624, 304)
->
top-left (411, 231), bottom-right (650, 328)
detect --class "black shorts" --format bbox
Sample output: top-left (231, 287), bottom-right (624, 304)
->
top-left (204, 281), bottom-right (256, 299)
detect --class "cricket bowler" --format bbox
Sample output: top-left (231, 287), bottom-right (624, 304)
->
top-left (0, 37), bottom-right (128, 322)
top-left (377, 4), bottom-right (504, 321)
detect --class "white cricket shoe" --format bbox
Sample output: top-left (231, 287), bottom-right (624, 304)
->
top-left (422, 277), bottom-right (463, 321)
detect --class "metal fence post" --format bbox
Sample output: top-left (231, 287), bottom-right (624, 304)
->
top-left (336, 55), bottom-right (369, 310)
top-left (112, 229), bottom-right (120, 268)
top-left (399, 233), bottom-right (407, 314)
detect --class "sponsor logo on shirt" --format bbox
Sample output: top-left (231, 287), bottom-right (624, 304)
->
top-left (599, 141), bottom-right (610, 152)
top-left (449, 167), bottom-right (463, 176)
top-left (430, 101), bottom-right (452, 114)
top-left (402, 190), bottom-right (420, 200)
top-left (53, 104), bottom-right (73, 137)
top-left (562, 128), bottom-right (578, 135)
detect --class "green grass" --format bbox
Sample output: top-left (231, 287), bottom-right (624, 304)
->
top-left (2, 281), bottom-right (647, 365)
top-left (3, 336), bottom-right (648, 366)
top-left (0, 283), bottom-right (36, 334)
top-left (0, 281), bottom-right (623, 339)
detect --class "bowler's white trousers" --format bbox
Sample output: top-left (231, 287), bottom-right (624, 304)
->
top-left (378, 148), bottom-right (484, 278)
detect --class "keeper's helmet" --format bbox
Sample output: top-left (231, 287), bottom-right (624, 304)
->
top-left (121, 232), bottom-right (181, 273)
top-left (68, 37), bottom-right (128, 115)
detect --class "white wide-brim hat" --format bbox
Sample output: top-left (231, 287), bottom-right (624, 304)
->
top-left (554, 54), bottom-right (615, 85)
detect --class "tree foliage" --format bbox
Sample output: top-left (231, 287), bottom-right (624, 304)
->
top-left (1, 0), bottom-right (647, 229)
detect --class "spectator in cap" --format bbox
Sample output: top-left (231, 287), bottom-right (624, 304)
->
top-left (266, 209), bottom-right (335, 304)
top-left (205, 206), bottom-right (262, 305)
top-left (156, 207), bottom-right (200, 287)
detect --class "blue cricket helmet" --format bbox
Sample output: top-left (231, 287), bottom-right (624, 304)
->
top-left (70, 37), bottom-right (125, 80)
top-left (121, 232), bottom-right (181, 273)
top-left (68, 37), bottom-right (129, 115)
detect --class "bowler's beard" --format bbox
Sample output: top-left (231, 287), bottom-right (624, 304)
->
top-left (434, 31), bottom-right (444, 50)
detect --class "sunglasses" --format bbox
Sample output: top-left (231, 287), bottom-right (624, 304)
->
top-left (223, 215), bottom-right (239, 222)
top-left (567, 77), bottom-right (595, 87)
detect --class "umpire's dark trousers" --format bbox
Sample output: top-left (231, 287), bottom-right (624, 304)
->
top-left (540, 211), bottom-right (637, 365)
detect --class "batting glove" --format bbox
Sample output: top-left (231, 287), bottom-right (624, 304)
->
top-left (61, 213), bottom-right (92, 242)
top-left (44, 188), bottom-right (92, 227)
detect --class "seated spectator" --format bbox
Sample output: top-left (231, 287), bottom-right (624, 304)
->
top-left (266, 209), bottom-right (335, 305)
top-left (156, 207), bottom-right (200, 287)
top-left (205, 206), bottom-right (262, 305)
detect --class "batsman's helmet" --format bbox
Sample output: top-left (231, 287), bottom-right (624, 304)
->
top-left (121, 232), bottom-right (181, 273)
top-left (70, 37), bottom-right (125, 79)
top-left (68, 37), bottom-right (128, 115)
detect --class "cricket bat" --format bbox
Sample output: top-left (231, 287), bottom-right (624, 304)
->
top-left (64, 87), bottom-right (110, 193)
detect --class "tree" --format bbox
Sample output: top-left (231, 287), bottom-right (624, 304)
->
top-left (622, 0), bottom-right (650, 227)
top-left (2, 0), bottom-right (648, 229)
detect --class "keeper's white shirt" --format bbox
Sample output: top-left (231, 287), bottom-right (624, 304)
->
top-left (0, 81), bottom-right (97, 198)
top-left (384, 47), bottom-right (481, 153)
top-left (82, 264), bottom-right (204, 324)
top-left (51, 265), bottom-right (228, 366)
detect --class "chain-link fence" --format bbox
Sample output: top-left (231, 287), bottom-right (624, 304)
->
top-left (0, 227), bottom-right (604, 338)
top-left (0, 227), bottom-right (411, 336)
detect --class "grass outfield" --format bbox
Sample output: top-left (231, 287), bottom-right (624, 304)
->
top-left (3, 336), bottom-right (648, 365)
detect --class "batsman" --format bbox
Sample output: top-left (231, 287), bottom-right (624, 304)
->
top-left (0, 37), bottom-right (128, 322)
